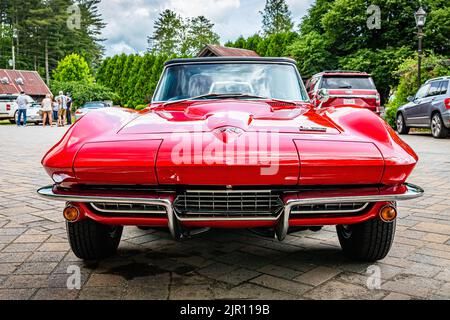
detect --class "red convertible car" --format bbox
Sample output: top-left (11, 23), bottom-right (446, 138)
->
top-left (38, 57), bottom-right (423, 261)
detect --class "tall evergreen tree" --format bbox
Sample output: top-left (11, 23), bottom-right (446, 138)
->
top-left (260, 0), bottom-right (294, 35)
top-left (148, 9), bottom-right (183, 55)
top-left (182, 16), bottom-right (220, 56)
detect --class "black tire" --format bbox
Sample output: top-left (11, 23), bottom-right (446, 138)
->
top-left (336, 218), bottom-right (396, 262)
top-left (431, 113), bottom-right (449, 139)
top-left (396, 113), bottom-right (410, 134)
top-left (66, 219), bottom-right (123, 260)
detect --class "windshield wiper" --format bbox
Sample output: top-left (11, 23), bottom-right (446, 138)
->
top-left (338, 85), bottom-right (353, 89)
top-left (163, 93), bottom-right (297, 106)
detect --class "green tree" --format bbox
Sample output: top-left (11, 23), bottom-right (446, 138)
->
top-left (182, 16), bottom-right (220, 56)
top-left (53, 53), bottom-right (92, 82)
top-left (260, 0), bottom-right (294, 35)
top-left (286, 31), bottom-right (337, 77)
top-left (149, 9), bottom-right (183, 55)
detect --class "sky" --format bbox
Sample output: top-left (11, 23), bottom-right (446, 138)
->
top-left (98, 0), bottom-right (316, 57)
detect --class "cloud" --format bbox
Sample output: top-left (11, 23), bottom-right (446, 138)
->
top-left (98, 0), bottom-right (316, 57)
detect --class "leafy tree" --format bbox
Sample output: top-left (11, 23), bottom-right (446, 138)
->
top-left (53, 53), bottom-right (92, 82)
top-left (260, 0), bottom-right (294, 35)
top-left (286, 31), bottom-right (337, 77)
top-left (339, 47), bottom-right (413, 102)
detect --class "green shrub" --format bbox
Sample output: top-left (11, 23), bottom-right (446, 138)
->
top-left (50, 81), bottom-right (118, 108)
top-left (135, 105), bottom-right (148, 111)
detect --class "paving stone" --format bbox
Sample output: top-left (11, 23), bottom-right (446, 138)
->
top-left (382, 274), bottom-right (442, 297)
top-left (14, 262), bottom-right (58, 275)
top-left (303, 280), bottom-right (386, 300)
top-left (257, 264), bottom-right (303, 280)
top-left (32, 288), bottom-right (79, 300)
top-left (0, 289), bottom-right (36, 300)
top-left (294, 266), bottom-right (342, 286)
top-left (216, 268), bottom-right (260, 286)
top-left (250, 274), bottom-right (313, 296)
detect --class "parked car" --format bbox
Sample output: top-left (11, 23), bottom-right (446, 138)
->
top-left (305, 70), bottom-right (381, 114)
top-left (14, 102), bottom-right (43, 125)
top-left (37, 57), bottom-right (423, 262)
top-left (396, 76), bottom-right (450, 139)
top-left (0, 94), bottom-right (34, 123)
top-left (74, 101), bottom-right (109, 121)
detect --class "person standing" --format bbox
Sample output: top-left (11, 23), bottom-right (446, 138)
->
top-left (41, 93), bottom-right (53, 127)
top-left (16, 91), bottom-right (28, 127)
top-left (52, 96), bottom-right (59, 122)
top-left (66, 92), bottom-right (72, 125)
top-left (56, 91), bottom-right (67, 126)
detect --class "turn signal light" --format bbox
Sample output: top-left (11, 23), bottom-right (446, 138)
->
top-left (63, 206), bottom-right (80, 222)
top-left (379, 206), bottom-right (397, 222)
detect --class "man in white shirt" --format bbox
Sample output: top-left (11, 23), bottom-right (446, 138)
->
top-left (16, 91), bottom-right (28, 127)
top-left (56, 91), bottom-right (67, 126)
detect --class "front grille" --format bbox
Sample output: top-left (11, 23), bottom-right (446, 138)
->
top-left (90, 202), bottom-right (167, 216)
top-left (290, 202), bottom-right (369, 215)
top-left (174, 190), bottom-right (283, 218)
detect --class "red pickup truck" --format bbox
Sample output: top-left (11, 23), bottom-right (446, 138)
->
top-left (305, 71), bottom-right (381, 114)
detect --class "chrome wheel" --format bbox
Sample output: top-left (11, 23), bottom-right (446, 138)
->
top-left (431, 114), bottom-right (441, 137)
top-left (396, 115), bottom-right (403, 133)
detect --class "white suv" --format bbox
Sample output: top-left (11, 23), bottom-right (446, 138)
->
top-left (0, 94), bottom-right (34, 123)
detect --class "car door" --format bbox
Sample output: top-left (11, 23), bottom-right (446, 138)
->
top-left (419, 81), bottom-right (442, 125)
top-left (405, 83), bottom-right (430, 126)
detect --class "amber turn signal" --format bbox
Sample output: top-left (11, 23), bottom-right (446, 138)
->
top-left (379, 206), bottom-right (397, 222)
top-left (63, 206), bottom-right (80, 222)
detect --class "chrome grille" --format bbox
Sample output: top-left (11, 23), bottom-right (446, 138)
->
top-left (290, 202), bottom-right (369, 215)
top-left (174, 190), bottom-right (283, 218)
top-left (90, 202), bottom-right (167, 215)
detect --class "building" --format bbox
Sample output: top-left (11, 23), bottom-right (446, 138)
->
top-left (198, 45), bottom-right (260, 57)
top-left (0, 69), bottom-right (51, 101)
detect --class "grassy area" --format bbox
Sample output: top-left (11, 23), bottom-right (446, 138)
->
top-left (0, 120), bottom-right (12, 125)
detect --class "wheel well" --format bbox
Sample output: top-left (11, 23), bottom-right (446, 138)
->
top-left (431, 110), bottom-right (441, 118)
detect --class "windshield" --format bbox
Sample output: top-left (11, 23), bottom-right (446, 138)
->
top-left (321, 76), bottom-right (376, 90)
top-left (153, 63), bottom-right (308, 102)
top-left (83, 103), bottom-right (105, 109)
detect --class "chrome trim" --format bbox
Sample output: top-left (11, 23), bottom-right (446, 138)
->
top-left (290, 202), bottom-right (369, 215)
top-left (38, 183), bottom-right (424, 242)
top-left (276, 183), bottom-right (424, 241)
top-left (90, 203), bottom-right (166, 215)
top-left (328, 94), bottom-right (378, 99)
top-left (175, 212), bottom-right (283, 222)
top-left (36, 186), bottom-right (177, 238)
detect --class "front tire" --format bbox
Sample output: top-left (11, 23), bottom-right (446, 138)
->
top-left (336, 218), bottom-right (396, 262)
top-left (431, 113), bottom-right (449, 139)
top-left (396, 113), bottom-right (410, 134)
top-left (67, 219), bottom-right (123, 260)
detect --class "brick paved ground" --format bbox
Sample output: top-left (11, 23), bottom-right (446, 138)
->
top-left (0, 125), bottom-right (449, 300)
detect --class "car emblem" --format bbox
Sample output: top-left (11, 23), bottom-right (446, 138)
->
top-left (299, 125), bottom-right (327, 132)
top-left (213, 126), bottom-right (244, 143)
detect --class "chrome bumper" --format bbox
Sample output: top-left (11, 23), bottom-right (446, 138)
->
top-left (37, 183), bottom-right (424, 241)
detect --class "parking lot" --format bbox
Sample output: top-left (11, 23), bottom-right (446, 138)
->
top-left (0, 125), bottom-right (449, 300)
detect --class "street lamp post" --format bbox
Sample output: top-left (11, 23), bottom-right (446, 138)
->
top-left (414, 6), bottom-right (427, 89)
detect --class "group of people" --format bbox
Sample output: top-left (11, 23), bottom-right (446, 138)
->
top-left (16, 91), bottom-right (72, 127)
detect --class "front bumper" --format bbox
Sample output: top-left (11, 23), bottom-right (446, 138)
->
top-left (37, 183), bottom-right (424, 241)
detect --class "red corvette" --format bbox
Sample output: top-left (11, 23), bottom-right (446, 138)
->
top-left (38, 57), bottom-right (423, 261)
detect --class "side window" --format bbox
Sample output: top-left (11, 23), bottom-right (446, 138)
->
top-left (314, 77), bottom-right (321, 91)
top-left (439, 80), bottom-right (449, 95)
top-left (428, 81), bottom-right (442, 96)
top-left (415, 83), bottom-right (430, 99)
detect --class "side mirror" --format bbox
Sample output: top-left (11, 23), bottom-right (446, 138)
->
top-left (407, 96), bottom-right (415, 103)
top-left (316, 88), bottom-right (330, 109)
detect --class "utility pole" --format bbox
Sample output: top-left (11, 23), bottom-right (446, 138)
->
top-left (11, 38), bottom-right (16, 70)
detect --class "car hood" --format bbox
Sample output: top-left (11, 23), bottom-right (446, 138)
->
top-left (118, 100), bottom-right (341, 135)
